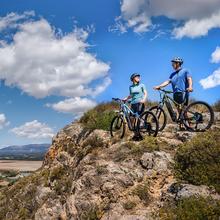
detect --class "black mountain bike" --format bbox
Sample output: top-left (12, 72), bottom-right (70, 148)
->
top-left (110, 98), bottom-right (159, 138)
top-left (149, 89), bottom-right (214, 132)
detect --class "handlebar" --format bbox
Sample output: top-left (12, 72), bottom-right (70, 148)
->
top-left (157, 89), bottom-right (188, 94)
top-left (112, 98), bottom-right (124, 103)
top-left (112, 98), bottom-right (130, 104)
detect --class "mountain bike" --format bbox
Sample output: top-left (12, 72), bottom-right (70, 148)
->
top-left (110, 98), bottom-right (159, 138)
top-left (149, 89), bottom-right (214, 132)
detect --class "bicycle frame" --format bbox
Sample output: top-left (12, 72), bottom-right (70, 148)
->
top-left (114, 99), bottom-right (141, 131)
top-left (158, 90), bottom-right (186, 122)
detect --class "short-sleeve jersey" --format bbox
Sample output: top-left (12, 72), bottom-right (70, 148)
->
top-left (129, 83), bottom-right (146, 104)
top-left (169, 68), bottom-right (191, 93)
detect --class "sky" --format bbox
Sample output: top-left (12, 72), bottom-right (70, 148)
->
top-left (0, 0), bottom-right (219, 147)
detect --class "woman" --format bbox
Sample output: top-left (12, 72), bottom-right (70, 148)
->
top-left (124, 73), bottom-right (147, 140)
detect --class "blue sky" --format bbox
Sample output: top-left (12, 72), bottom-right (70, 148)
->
top-left (0, 0), bottom-right (219, 147)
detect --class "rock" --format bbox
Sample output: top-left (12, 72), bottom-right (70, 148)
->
top-left (101, 214), bottom-right (148, 220)
top-left (1, 120), bottom-right (219, 220)
top-left (35, 186), bottom-right (52, 204)
top-left (35, 199), bottom-right (65, 220)
top-left (168, 183), bottom-right (220, 200)
top-left (140, 153), bottom-right (154, 169)
top-left (140, 151), bottom-right (173, 174)
top-left (175, 131), bottom-right (196, 142)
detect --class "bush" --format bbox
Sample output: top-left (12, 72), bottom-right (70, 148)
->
top-left (213, 99), bottom-right (220, 112)
top-left (123, 200), bottom-right (137, 210)
top-left (159, 196), bottom-right (220, 220)
top-left (174, 129), bottom-right (220, 193)
top-left (132, 181), bottom-right (150, 205)
top-left (80, 102), bottom-right (117, 131)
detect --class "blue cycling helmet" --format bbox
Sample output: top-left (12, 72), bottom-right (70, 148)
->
top-left (171, 57), bottom-right (183, 65)
top-left (130, 73), bottom-right (140, 81)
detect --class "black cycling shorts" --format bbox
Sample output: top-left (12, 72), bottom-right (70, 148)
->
top-left (173, 92), bottom-right (189, 106)
top-left (131, 103), bottom-right (145, 115)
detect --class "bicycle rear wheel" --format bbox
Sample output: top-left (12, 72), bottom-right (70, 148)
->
top-left (110, 115), bottom-right (126, 138)
top-left (137, 111), bottom-right (159, 137)
top-left (149, 106), bottom-right (167, 131)
top-left (183, 101), bottom-right (214, 132)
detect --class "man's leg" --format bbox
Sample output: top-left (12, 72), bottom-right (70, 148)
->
top-left (174, 92), bottom-right (185, 130)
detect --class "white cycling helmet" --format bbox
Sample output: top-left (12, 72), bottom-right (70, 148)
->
top-left (171, 57), bottom-right (183, 65)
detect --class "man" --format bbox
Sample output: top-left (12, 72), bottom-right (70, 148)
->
top-left (124, 73), bottom-right (147, 140)
top-left (154, 57), bottom-right (193, 124)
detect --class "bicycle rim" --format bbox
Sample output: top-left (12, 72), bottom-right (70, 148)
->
top-left (138, 111), bottom-right (159, 137)
top-left (183, 101), bottom-right (214, 131)
top-left (110, 116), bottom-right (125, 138)
top-left (149, 106), bottom-right (167, 131)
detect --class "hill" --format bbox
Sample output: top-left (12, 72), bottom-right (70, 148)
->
top-left (0, 144), bottom-right (50, 160)
top-left (0, 107), bottom-right (219, 219)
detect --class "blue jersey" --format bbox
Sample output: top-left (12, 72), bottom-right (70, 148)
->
top-left (169, 68), bottom-right (191, 93)
top-left (129, 83), bottom-right (146, 104)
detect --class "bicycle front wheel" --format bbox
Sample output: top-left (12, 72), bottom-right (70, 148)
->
top-left (110, 115), bottom-right (126, 139)
top-left (149, 106), bottom-right (167, 131)
top-left (137, 111), bottom-right (159, 137)
top-left (183, 101), bottom-right (214, 132)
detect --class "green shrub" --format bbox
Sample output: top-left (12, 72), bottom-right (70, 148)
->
top-left (213, 99), bottom-right (220, 112)
top-left (132, 181), bottom-right (150, 205)
top-left (96, 165), bottom-right (108, 175)
top-left (80, 204), bottom-right (102, 220)
top-left (113, 137), bottom-right (160, 162)
top-left (159, 196), bottom-right (220, 220)
top-left (174, 129), bottom-right (220, 193)
top-left (123, 200), bottom-right (137, 210)
top-left (0, 169), bottom-right (18, 177)
top-left (80, 102), bottom-right (117, 131)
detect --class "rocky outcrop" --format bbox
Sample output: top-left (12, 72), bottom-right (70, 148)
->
top-left (0, 118), bottom-right (220, 220)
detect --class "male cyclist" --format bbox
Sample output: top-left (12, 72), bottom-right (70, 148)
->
top-left (124, 73), bottom-right (147, 140)
top-left (154, 57), bottom-right (193, 126)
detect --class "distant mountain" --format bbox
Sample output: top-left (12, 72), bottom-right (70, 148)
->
top-left (0, 144), bottom-right (50, 160)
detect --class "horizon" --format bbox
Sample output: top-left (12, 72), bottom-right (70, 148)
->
top-left (0, 0), bottom-right (219, 146)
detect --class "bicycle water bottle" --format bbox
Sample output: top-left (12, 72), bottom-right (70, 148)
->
top-left (165, 100), bottom-right (177, 122)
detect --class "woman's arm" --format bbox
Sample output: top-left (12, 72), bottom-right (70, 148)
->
top-left (140, 89), bottom-right (147, 103)
top-left (123, 95), bottom-right (132, 101)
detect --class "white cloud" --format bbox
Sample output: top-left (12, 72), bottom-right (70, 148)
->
top-left (10, 120), bottom-right (54, 139)
top-left (173, 10), bottom-right (220, 39)
top-left (211, 46), bottom-right (220, 63)
top-left (0, 11), bottom-right (35, 31)
top-left (0, 114), bottom-right (10, 129)
top-left (200, 68), bottom-right (220, 89)
top-left (116, 0), bottom-right (220, 37)
top-left (0, 17), bottom-right (110, 99)
top-left (200, 47), bottom-right (220, 89)
top-left (46, 97), bottom-right (96, 116)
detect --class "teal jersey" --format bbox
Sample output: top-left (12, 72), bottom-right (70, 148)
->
top-left (129, 83), bottom-right (146, 104)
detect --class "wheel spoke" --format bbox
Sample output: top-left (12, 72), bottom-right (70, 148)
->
top-left (183, 101), bottom-right (214, 131)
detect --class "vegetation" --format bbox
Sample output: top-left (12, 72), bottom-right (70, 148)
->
top-left (174, 129), bottom-right (220, 193)
top-left (80, 204), bottom-right (102, 220)
top-left (80, 100), bottom-right (159, 131)
top-left (80, 102), bottom-right (117, 131)
top-left (132, 181), bottom-right (150, 205)
top-left (213, 99), bottom-right (220, 112)
top-left (96, 165), bottom-right (108, 175)
top-left (123, 200), bottom-right (137, 210)
top-left (159, 196), bottom-right (220, 220)
top-left (113, 136), bottom-right (161, 162)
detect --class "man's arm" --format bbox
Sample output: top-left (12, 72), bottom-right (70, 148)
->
top-left (186, 76), bottom-right (193, 92)
top-left (154, 80), bottom-right (170, 90)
